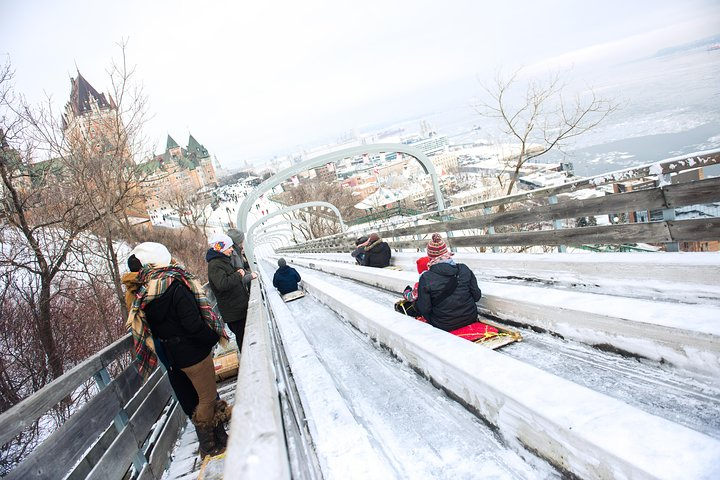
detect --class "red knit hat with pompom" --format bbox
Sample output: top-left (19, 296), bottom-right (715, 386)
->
top-left (426, 233), bottom-right (448, 258)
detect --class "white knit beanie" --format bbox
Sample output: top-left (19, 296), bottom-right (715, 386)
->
top-left (130, 242), bottom-right (171, 267)
top-left (208, 232), bottom-right (234, 252)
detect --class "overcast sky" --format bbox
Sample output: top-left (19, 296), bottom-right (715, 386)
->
top-left (2, 0), bottom-right (719, 169)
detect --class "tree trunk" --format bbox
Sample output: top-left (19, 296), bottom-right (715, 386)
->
top-left (105, 234), bottom-right (128, 319)
top-left (38, 279), bottom-right (63, 380)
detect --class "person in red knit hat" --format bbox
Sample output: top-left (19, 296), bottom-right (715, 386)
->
top-left (414, 233), bottom-right (483, 332)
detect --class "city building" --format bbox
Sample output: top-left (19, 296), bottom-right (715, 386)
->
top-left (143, 134), bottom-right (218, 211)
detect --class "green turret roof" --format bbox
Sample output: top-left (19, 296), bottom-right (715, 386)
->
top-left (187, 133), bottom-right (209, 158)
top-left (166, 135), bottom-right (179, 150)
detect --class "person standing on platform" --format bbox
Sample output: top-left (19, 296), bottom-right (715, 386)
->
top-left (226, 228), bottom-right (253, 293)
top-left (127, 242), bottom-right (229, 459)
top-left (206, 233), bottom-right (256, 352)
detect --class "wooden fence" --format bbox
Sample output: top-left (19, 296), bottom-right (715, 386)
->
top-left (0, 335), bottom-right (183, 480)
top-left (278, 149), bottom-right (720, 254)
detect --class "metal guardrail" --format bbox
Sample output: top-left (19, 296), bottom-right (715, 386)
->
top-left (278, 149), bottom-right (720, 254)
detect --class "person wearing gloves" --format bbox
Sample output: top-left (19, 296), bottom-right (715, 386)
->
top-left (272, 258), bottom-right (302, 295)
top-left (126, 242), bottom-right (229, 459)
top-left (206, 233), bottom-right (257, 352)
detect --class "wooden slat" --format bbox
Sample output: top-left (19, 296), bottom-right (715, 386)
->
top-left (452, 149), bottom-right (720, 214)
top-left (387, 176), bottom-right (720, 239)
top-left (146, 401), bottom-right (187, 478)
top-left (668, 218), bottom-right (720, 241)
top-left (386, 222), bottom-right (672, 248)
top-left (0, 334), bottom-right (132, 447)
top-left (125, 367), bottom-right (165, 415)
top-left (86, 376), bottom-right (173, 480)
top-left (663, 176), bottom-right (720, 208)
top-left (7, 362), bottom-right (143, 480)
top-left (63, 365), bottom-right (145, 480)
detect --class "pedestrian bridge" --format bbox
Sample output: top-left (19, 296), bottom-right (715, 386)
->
top-left (2, 148), bottom-right (720, 479)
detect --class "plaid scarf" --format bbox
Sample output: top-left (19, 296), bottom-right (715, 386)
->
top-left (127, 263), bottom-right (229, 380)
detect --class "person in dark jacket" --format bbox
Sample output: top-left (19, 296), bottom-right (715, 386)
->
top-left (122, 254), bottom-right (199, 418)
top-left (415, 234), bottom-right (482, 332)
top-left (126, 242), bottom-right (229, 459)
top-left (226, 228), bottom-right (253, 293)
top-left (362, 232), bottom-right (392, 268)
top-left (351, 235), bottom-right (369, 265)
top-left (273, 258), bottom-right (301, 294)
top-left (206, 233), bottom-right (256, 350)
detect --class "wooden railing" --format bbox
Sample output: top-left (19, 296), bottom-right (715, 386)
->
top-left (278, 149), bottom-right (720, 254)
top-left (0, 335), bottom-right (183, 480)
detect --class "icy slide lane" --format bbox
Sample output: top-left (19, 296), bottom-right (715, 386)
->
top-left (260, 260), bottom-right (720, 480)
top-left (275, 291), bottom-right (554, 478)
top-left (282, 262), bottom-right (720, 440)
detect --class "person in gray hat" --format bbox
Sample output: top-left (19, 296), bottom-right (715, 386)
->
top-left (226, 228), bottom-right (253, 293)
top-left (273, 258), bottom-right (301, 295)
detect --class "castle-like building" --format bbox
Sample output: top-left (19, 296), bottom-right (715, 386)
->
top-left (143, 134), bottom-right (218, 211)
top-left (61, 71), bottom-right (218, 216)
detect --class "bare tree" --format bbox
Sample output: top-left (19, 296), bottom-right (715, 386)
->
top-left (160, 183), bottom-right (212, 235)
top-left (273, 179), bottom-right (358, 239)
top-left (0, 44), bottom-right (150, 382)
top-left (474, 68), bottom-right (618, 196)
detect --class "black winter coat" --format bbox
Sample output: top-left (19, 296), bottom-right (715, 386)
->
top-left (273, 265), bottom-right (301, 295)
top-left (415, 262), bottom-right (482, 331)
top-left (143, 281), bottom-right (220, 369)
top-left (363, 240), bottom-right (391, 268)
top-left (206, 249), bottom-right (249, 324)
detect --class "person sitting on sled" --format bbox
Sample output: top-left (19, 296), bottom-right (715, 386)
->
top-left (362, 232), bottom-right (392, 268)
top-left (415, 234), bottom-right (483, 332)
top-left (273, 258), bottom-right (302, 295)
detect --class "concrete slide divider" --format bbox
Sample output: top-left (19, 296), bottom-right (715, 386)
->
top-left (280, 256), bottom-right (720, 381)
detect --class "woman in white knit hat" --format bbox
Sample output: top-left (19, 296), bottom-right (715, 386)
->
top-left (126, 241), bottom-right (229, 459)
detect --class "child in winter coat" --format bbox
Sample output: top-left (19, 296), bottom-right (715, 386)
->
top-left (415, 234), bottom-right (482, 332)
top-left (273, 258), bottom-right (302, 294)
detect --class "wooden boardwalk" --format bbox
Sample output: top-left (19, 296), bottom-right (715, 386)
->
top-left (164, 380), bottom-right (237, 480)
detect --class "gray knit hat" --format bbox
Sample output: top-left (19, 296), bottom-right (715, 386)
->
top-left (226, 228), bottom-right (245, 246)
top-left (278, 258), bottom-right (287, 267)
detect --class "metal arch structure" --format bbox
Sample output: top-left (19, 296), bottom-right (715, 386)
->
top-left (255, 219), bottom-right (311, 235)
top-left (252, 221), bottom-right (309, 241)
top-left (253, 228), bottom-right (296, 244)
top-left (245, 201), bottom-right (348, 267)
top-left (237, 143), bottom-right (446, 252)
top-left (254, 233), bottom-right (289, 252)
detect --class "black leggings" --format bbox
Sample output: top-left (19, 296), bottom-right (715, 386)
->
top-left (227, 320), bottom-right (247, 352)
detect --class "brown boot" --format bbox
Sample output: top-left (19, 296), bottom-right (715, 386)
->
top-left (213, 423), bottom-right (228, 451)
top-left (212, 402), bottom-right (229, 452)
top-left (215, 399), bottom-right (232, 424)
top-left (193, 413), bottom-right (222, 459)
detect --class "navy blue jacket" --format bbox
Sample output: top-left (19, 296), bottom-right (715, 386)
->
top-left (273, 265), bottom-right (301, 295)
